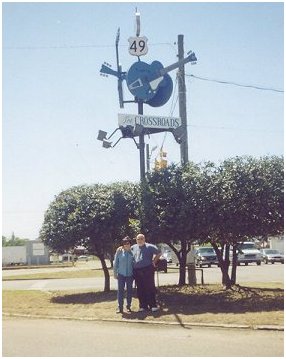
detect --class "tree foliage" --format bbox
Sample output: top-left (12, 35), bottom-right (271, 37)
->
top-left (183, 155), bottom-right (284, 287)
top-left (40, 155), bottom-right (283, 290)
top-left (142, 155), bottom-right (283, 288)
top-left (40, 182), bottom-right (139, 291)
top-left (2, 233), bottom-right (29, 247)
top-left (141, 163), bottom-right (205, 284)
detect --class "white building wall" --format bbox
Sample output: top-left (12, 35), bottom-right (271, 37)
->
top-left (269, 236), bottom-right (284, 253)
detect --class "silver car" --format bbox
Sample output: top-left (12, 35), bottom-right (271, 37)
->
top-left (195, 247), bottom-right (218, 268)
top-left (260, 249), bottom-right (284, 264)
top-left (161, 251), bottom-right (172, 263)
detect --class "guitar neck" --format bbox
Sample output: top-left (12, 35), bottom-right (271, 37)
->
top-left (160, 56), bottom-right (193, 76)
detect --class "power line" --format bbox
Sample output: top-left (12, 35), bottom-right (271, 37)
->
top-left (5, 41), bottom-right (282, 94)
top-left (3, 42), bottom-right (175, 50)
top-left (187, 123), bottom-right (282, 133)
top-left (187, 74), bottom-right (284, 93)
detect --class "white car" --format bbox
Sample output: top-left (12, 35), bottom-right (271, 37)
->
top-left (77, 255), bottom-right (89, 261)
top-left (260, 249), bottom-right (284, 264)
top-left (236, 242), bottom-right (262, 266)
top-left (161, 251), bottom-right (172, 263)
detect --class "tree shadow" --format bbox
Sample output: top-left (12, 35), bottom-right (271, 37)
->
top-left (51, 290), bottom-right (118, 304)
top-left (49, 284), bottom-right (283, 327)
top-left (121, 310), bottom-right (149, 321)
top-left (156, 285), bottom-right (284, 316)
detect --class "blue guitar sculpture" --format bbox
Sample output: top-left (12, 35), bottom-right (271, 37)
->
top-left (126, 51), bottom-right (197, 106)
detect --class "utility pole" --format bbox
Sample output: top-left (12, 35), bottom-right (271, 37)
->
top-left (177, 34), bottom-right (189, 165)
top-left (178, 34), bottom-right (198, 286)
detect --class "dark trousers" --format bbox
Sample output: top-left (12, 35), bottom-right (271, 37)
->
top-left (133, 265), bottom-right (157, 309)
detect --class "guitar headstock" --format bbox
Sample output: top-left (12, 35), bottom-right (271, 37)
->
top-left (100, 62), bottom-right (119, 78)
top-left (187, 51), bottom-right (197, 63)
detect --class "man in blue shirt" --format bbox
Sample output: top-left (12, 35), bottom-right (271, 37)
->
top-left (131, 233), bottom-right (161, 312)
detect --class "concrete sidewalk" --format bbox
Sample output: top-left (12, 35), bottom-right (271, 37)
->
top-left (3, 311), bottom-right (284, 332)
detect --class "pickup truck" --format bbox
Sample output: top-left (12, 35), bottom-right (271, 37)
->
top-left (235, 242), bottom-right (262, 265)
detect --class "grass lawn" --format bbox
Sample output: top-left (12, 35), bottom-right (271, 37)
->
top-left (3, 269), bottom-right (108, 281)
top-left (3, 283), bottom-right (283, 327)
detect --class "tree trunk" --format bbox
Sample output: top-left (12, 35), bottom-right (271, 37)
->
top-left (231, 244), bottom-right (238, 285)
top-left (220, 244), bottom-right (231, 288)
top-left (221, 261), bottom-right (232, 288)
top-left (98, 253), bottom-right (110, 292)
top-left (109, 253), bottom-right (114, 268)
top-left (213, 242), bottom-right (232, 289)
top-left (178, 239), bottom-right (187, 285)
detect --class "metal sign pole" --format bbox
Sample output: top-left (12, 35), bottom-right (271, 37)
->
top-left (138, 100), bottom-right (145, 181)
top-left (99, 11), bottom-right (197, 178)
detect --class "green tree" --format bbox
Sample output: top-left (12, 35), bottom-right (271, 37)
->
top-left (141, 164), bottom-right (202, 285)
top-left (2, 233), bottom-right (29, 247)
top-left (102, 181), bottom-right (140, 267)
top-left (40, 182), bottom-right (139, 291)
top-left (142, 155), bottom-right (283, 288)
top-left (195, 155), bottom-right (284, 288)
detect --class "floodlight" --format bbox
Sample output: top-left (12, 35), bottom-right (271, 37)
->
top-left (97, 130), bottom-right (107, 141)
top-left (102, 140), bottom-right (112, 148)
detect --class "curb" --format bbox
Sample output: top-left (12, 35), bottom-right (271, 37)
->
top-left (3, 312), bottom-right (283, 331)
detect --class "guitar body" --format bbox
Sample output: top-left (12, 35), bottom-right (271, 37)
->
top-left (146, 73), bottom-right (173, 107)
top-left (125, 51), bottom-right (196, 106)
top-left (126, 60), bottom-right (171, 102)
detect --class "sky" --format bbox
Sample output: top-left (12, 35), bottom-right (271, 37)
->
top-left (2, 1), bottom-right (284, 240)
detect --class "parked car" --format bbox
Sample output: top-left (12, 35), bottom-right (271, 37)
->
top-left (61, 254), bottom-right (77, 262)
top-left (157, 257), bottom-right (168, 273)
top-left (195, 247), bottom-right (218, 268)
top-left (161, 251), bottom-right (172, 263)
top-left (236, 242), bottom-right (262, 265)
top-left (77, 255), bottom-right (89, 261)
top-left (260, 249), bottom-right (284, 264)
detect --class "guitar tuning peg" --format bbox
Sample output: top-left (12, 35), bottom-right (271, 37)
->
top-left (187, 50), bottom-right (193, 55)
top-left (107, 63), bottom-right (111, 67)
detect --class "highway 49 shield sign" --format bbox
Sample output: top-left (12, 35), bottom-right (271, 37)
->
top-left (128, 36), bottom-right (148, 56)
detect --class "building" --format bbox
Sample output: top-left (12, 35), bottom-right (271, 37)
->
top-left (269, 235), bottom-right (284, 253)
top-left (2, 240), bottom-right (50, 266)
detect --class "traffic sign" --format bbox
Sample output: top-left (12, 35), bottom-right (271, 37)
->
top-left (128, 36), bottom-right (148, 56)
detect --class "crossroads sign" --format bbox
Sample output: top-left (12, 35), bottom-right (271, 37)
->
top-left (118, 113), bottom-right (182, 130)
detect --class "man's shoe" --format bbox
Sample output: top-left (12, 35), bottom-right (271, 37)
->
top-left (126, 307), bottom-right (132, 313)
top-left (116, 308), bottom-right (123, 314)
top-left (151, 307), bottom-right (159, 312)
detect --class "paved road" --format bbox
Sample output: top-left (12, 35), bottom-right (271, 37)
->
top-left (3, 317), bottom-right (284, 357)
top-left (2, 262), bottom-right (284, 291)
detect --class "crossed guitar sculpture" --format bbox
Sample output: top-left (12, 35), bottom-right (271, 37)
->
top-left (100, 51), bottom-right (197, 108)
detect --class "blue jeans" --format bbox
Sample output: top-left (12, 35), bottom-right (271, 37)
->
top-left (117, 274), bottom-right (133, 310)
